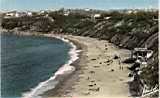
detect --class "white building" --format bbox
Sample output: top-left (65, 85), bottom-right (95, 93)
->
top-left (15, 13), bottom-right (20, 17)
top-left (27, 12), bottom-right (32, 16)
top-left (93, 14), bottom-right (101, 18)
top-left (127, 10), bottom-right (133, 14)
top-left (64, 11), bottom-right (70, 16)
top-left (126, 10), bottom-right (137, 14)
top-left (84, 8), bottom-right (90, 11)
top-left (104, 17), bottom-right (110, 20)
top-left (91, 14), bottom-right (101, 21)
top-left (6, 13), bottom-right (14, 16)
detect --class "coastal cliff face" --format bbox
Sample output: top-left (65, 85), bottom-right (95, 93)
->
top-left (1, 10), bottom-right (159, 96)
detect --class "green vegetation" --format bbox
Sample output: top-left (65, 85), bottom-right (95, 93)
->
top-left (1, 9), bottom-right (159, 97)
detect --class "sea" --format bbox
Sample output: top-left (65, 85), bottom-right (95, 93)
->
top-left (1, 34), bottom-right (79, 98)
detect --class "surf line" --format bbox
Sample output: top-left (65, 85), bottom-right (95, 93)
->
top-left (22, 34), bottom-right (82, 98)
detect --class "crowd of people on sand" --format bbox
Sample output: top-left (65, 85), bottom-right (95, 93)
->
top-left (59, 36), bottom-right (153, 97)
top-left (80, 43), bottom-right (127, 96)
top-left (81, 42), bottom-right (149, 96)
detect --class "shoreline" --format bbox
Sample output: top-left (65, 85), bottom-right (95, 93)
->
top-left (1, 32), bottom-right (132, 97)
top-left (41, 35), bottom-right (88, 97)
top-left (24, 33), bottom-right (83, 98)
top-left (42, 35), bottom-right (132, 97)
top-left (39, 34), bottom-right (84, 97)
top-left (1, 32), bottom-right (84, 98)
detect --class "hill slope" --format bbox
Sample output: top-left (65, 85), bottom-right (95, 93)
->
top-left (1, 9), bottom-right (159, 97)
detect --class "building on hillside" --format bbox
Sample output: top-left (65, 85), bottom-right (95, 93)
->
top-left (91, 14), bottom-right (101, 21)
top-left (15, 13), bottom-right (20, 17)
top-left (5, 11), bottom-right (16, 17)
top-left (93, 14), bottom-right (101, 19)
top-left (131, 48), bottom-right (153, 64)
top-left (64, 10), bottom-right (70, 16)
top-left (4, 11), bottom-right (18, 18)
top-left (126, 10), bottom-right (138, 14)
top-left (104, 16), bottom-right (110, 20)
top-left (27, 12), bottom-right (32, 16)
top-left (4, 11), bottom-right (28, 18)
top-left (84, 8), bottom-right (90, 11)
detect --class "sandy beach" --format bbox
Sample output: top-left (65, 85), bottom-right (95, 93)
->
top-left (2, 32), bottom-right (133, 97)
top-left (42, 34), bottom-right (132, 98)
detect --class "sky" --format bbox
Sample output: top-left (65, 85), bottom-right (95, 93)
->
top-left (0, 0), bottom-right (159, 11)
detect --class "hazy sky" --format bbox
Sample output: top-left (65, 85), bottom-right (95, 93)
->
top-left (0, 0), bottom-right (158, 11)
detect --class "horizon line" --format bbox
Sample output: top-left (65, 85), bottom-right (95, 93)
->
top-left (0, 7), bottom-right (158, 12)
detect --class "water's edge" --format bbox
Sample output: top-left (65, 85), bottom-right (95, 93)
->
top-left (1, 32), bottom-right (81, 98)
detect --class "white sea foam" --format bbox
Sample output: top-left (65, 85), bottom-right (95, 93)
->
top-left (22, 34), bottom-right (81, 98)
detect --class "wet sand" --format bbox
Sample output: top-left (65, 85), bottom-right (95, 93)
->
top-left (42, 35), bottom-right (132, 98)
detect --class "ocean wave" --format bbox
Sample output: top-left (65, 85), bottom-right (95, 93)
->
top-left (22, 34), bottom-right (81, 98)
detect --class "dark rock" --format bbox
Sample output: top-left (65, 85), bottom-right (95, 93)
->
top-left (91, 58), bottom-right (96, 61)
top-left (90, 71), bottom-right (95, 74)
top-left (111, 69), bottom-right (114, 72)
top-left (128, 73), bottom-right (133, 77)
top-left (90, 80), bottom-right (95, 82)
top-left (94, 66), bottom-right (100, 68)
top-left (114, 55), bottom-right (119, 59)
top-left (89, 87), bottom-right (100, 91)
top-left (128, 63), bottom-right (140, 71)
top-left (88, 84), bottom-right (94, 87)
top-left (123, 58), bottom-right (136, 64)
